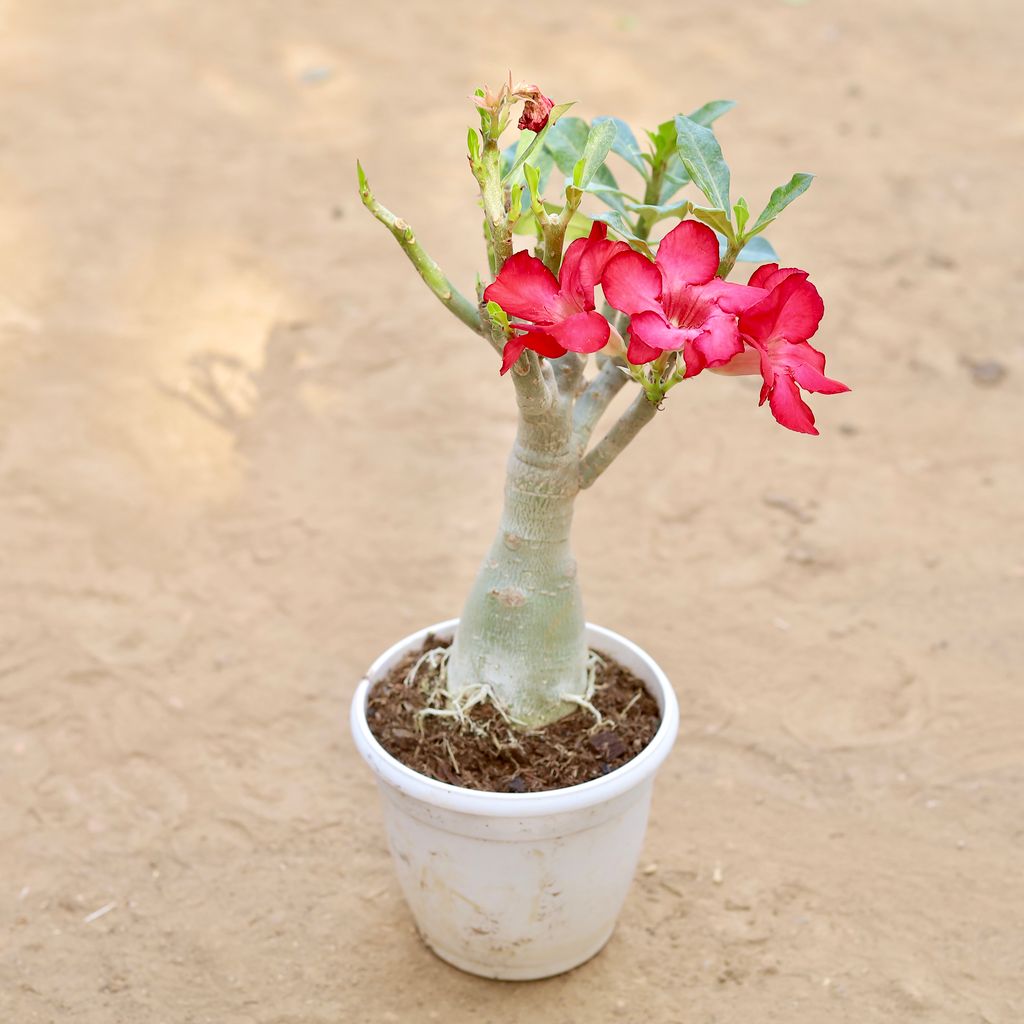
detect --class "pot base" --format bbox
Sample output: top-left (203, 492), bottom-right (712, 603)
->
top-left (423, 925), bottom-right (614, 981)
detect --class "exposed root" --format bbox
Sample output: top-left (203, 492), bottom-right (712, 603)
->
top-left (404, 646), bottom-right (450, 691)
top-left (584, 650), bottom-right (605, 698)
top-left (559, 692), bottom-right (603, 726)
top-left (415, 679), bottom-right (528, 747)
top-left (411, 646), bottom-right (612, 743)
top-left (619, 689), bottom-right (643, 717)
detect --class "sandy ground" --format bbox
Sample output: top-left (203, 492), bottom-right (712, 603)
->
top-left (1, 1), bottom-right (1022, 1020)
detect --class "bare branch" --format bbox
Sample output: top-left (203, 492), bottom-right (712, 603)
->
top-left (578, 391), bottom-right (659, 489)
top-left (572, 358), bottom-right (629, 452)
top-left (358, 163), bottom-right (482, 335)
top-left (511, 351), bottom-right (558, 420)
top-left (552, 352), bottom-right (585, 399)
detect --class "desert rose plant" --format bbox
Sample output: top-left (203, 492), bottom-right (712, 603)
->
top-left (358, 76), bottom-right (848, 730)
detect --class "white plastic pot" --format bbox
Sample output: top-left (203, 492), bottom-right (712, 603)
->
top-left (350, 619), bottom-right (679, 980)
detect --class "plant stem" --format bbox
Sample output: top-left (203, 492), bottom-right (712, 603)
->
top-left (578, 392), bottom-right (659, 489)
top-left (717, 240), bottom-right (742, 279)
top-left (572, 359), bottom-right (628, 451)
top-left (358, 165), bottom-right (482, 335)
top-left (447, 398), bottom-right (587, 727)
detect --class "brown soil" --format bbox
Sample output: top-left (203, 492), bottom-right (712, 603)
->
top-left (2, 2), bottom-right (1022, 1022)
top-left (366, 638), bottom-right (660, 792)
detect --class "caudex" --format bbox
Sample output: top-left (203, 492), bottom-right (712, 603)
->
top-left (358, 75), bottom-right (848, 729)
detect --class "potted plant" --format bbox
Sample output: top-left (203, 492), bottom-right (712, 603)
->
top-left (350, 76), bottom-right (848, 980)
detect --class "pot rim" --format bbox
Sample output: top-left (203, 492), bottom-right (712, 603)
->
top-left (350, 618), bottom-right (679, 818)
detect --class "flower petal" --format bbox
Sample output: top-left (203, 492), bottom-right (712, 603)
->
top-left (656, 220), bottom-right (720, 286)
top-left (629, 309), bottom-right (698, 355)
top-left (709, 344), bottom-right (761, 376)
top-left (602, 250), bottom-right (663, 316)
top-left (544, 310), bottom-right (610, 353)
top-left (483, 251), bottom-right (561, 323)
top-left (739, 274), bottom-right (824, 346)
top-left (789, 345), bottom-right (850, 394)
top-left (687, 314), bottom-right (744, 374)
top-left (747, 262), bottom-right (780, 289)
top-left (516, 325), bottom-right (571, 358)
top-left (703, 277), bottom-right (769, 315)
top-left (626, 332), bottom-right (664, 364)
top-left (767, 373), bottom-right (819, 435)
top-left (748, 263), bottom-right (808, 292)
top-left (499, 338), bottom-right (526, 375)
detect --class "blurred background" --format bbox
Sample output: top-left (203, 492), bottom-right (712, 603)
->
top-left (1, 1), bottom-right (1021, 1020)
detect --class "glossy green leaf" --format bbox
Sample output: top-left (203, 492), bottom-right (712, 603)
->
top-left (673, 114), bottom-right (731, 213)
top-left (467, 128), bottom-right (481, 163)
top-left (748, 173), bottom-right (814, 236)
top-left (593, 116), bottom-right (646, 173)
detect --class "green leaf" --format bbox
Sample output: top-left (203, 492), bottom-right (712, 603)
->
top-left (658, 157), bottom-right (690, 204)
top-left (625, 199), bottom-right (691, 220)
top-left (747, 173), bottom-right (814, 236)
top-left (542, 116), bottom-right (590, 173)
top-left (509, 183), bottom-right (523, 222)
top-left (593, 116), bottom-right (646, 174)
top-left (733, 197), bottom-right (750, 235)
top-left (673, 114), bottom-right (731, 213)
top-left (574, 118), bottom-right (618, 189)
top-left (467, 128), bottom-right (481, 163)
top-left (356, 159), bottom-right (368, 192)
top-left (687, 100), bottom-right (736, 128)
top-left (523, 163), bottom-right (542, 201)
top-left (691, 206), bottom-right (735, 240)
top-left (572, 178), bottom-right (631, 215)
top-left (647, 120), bottom-right (678, 166)
top-left (715, 232), bottom-right (778, 263)
top-left (591, 211), bottom-right (655, 257)
top-left (502, 101), bottom-right (575, 183)
top-left (486, 301), bottom-right (510, 330)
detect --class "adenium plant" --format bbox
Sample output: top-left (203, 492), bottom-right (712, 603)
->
top-left (358, 77), bottom-right (848, 728)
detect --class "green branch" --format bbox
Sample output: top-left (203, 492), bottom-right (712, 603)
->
top-left (578, 390), bottom-right (659, 489)
top-left (357, 162), bottom-right (482, 335)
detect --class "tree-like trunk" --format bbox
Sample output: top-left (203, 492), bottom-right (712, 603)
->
top-left (447, 401), bottom-right (588, 728)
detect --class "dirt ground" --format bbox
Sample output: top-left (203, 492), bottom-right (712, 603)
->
top-left (1, 1), bottom-right (1022, 1021)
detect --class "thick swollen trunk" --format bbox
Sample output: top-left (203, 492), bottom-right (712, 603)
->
top-left (447, 417), bottom-right (588, 728)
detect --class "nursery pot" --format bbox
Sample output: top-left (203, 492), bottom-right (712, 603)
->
top-left (350, 618), bottom-right (680, 981)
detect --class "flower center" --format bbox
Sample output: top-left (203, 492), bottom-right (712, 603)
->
top-left (662, 284), bottom-right (712, 330)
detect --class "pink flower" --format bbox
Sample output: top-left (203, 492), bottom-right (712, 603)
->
top-left (601, 220), bottom-right (766, 375)
top-left (515, 85), bottom-right (554, 132)
top-left (714, 264), bottom-right (849, 434)
top-left (484, 223), bottom-right (629, 374)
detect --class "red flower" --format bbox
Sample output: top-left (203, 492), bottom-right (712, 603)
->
top-left (515, 85), bottom-right (554, 132)
top-left (601, 220), bottom-right (766, 375)
top-left (484, 223), bottom-right (629, 374)
top-left (714, 264), bottom-right (849, 434)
